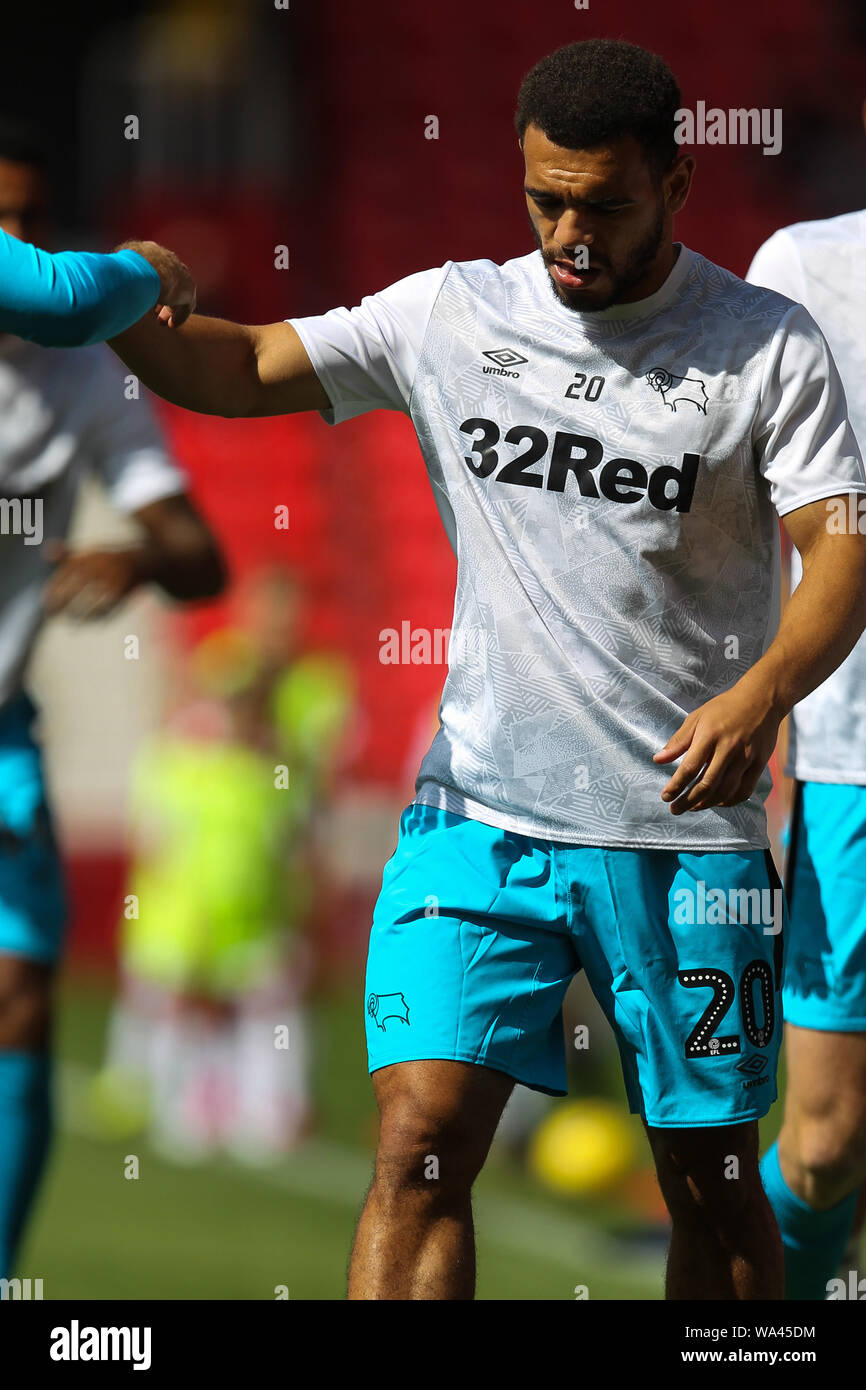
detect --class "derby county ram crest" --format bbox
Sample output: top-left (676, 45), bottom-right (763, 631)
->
top-left (366, 992), bottom-right (410, 1031)
top-left (645, 367), bottom-right (709, 414)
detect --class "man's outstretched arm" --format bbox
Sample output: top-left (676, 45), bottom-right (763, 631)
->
top-left (0, 232), bottom-right (195, 346)
top-left (109, 308), bottom-right (330, 419)
top-left (654, 496), bottom-right (866, 813)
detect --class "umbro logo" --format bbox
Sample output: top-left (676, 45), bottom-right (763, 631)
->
top-left (482, 348), bottom-right (527, 378)
top-left (736, 1053), bottom-right (770, 1089)
top-left (483, 348), bottom-right (527, 367)
top-left (735, 1054), bottom-right (768, 1077)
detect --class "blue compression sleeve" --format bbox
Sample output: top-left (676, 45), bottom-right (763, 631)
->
top-left (0, 231), bottom-right (160, 346)
top-left (761, 1141), bottom-right (859, 1300)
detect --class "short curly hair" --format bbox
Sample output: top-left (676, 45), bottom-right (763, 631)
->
top-left (515, 40), bottom-right (681, 175)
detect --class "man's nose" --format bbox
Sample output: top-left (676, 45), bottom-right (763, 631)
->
top-left (554, 212), bottom-right (593, 252)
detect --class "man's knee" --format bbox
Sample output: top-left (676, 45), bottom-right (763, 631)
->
top-left (650, 1124), bottom-right (763, 1227)
top-left (0, 956), bottom-right (54, 1048)
top-left (372, 1062), bottom-right (511, 1200)
top-left (785, 1111), bottom-right (866, 1208)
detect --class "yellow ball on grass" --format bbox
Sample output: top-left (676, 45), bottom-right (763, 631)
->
top-left (528, 1099), bottom-right (637, 1197)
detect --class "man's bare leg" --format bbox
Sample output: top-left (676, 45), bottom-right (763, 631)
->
top-left (776, 1025), bottom-right (866, 1210)
top-left (348, 1059), bottom-right (514, 1300)
top-left (647, 1119), bottom-right (784, 1299)
top-left (765, 1026), bottom-right (866, 1295)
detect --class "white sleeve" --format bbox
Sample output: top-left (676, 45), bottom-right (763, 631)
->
top-left (754, 302), bottom-right (866, 517)
top-left (82, 349), bottom-right (189, 513)
top-left (288, 264), bottom-right (451, 425)
top-left (746, 229), bottom-right (808, 305)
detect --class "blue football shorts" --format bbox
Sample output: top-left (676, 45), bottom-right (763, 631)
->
top-left (783, 780), bottom-right (866, 1031)
top-left (0, 693), bottom-right (67, 965)
top-left (364, 803), bottom-right (786, 1128)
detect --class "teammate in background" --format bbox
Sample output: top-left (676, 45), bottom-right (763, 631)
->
top-left (93, 569), bottom-right (354, 1163)
top-left (109, 41), bottom-right (866, 1300)
top-left (0, 125), bottom-right (193, 345)
top-left (747, 105), bottom-right (866, 1299)
top-left (0, 124), bottom-right (225, 1278)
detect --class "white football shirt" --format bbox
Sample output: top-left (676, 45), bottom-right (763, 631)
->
top-left (748, 211), bottom-right (866, 784)
top-left (291, 244), bottom-right (866, 849)
top-left (0, 338), bottom-right (187, 706)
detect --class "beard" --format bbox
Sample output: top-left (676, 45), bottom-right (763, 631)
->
top-left (530, 200), bottom-right (667, 313)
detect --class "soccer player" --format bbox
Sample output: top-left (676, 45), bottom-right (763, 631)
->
top-left (0, 126), bottom-right (225, 1278)
top-left (109, 40), bottom-right (866, 1300)
top-left (746, 110), bottom-right (866, 1299)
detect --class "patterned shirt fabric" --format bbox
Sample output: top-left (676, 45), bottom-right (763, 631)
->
top-left (748, 211), bottom-right (866, 785)
top-left (291, 245), bottom-right (866, 848)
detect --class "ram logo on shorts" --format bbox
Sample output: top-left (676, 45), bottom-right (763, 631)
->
top-left (366, 992), bottom-right (410, 1031)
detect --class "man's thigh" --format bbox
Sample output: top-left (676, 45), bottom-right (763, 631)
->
top-left (574, 846), bottom-right (785, 1128)
top-left (365, 805), bottom-right (580, 1098)
top-left (785, 781), bottom-right (866, 1031)
top-left (782, 1023), bottom-right (866, 1135)
top-left (372, 1058), bottom-right (516, 1170)
top-left (646, 1118), bottom-right (763, 1198)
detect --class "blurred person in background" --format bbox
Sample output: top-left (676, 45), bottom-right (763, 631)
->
top-left (746, 97), bottom-right (866, 1300)
top-left (92, 568), bottom-right (355, 1163)
top-left (0, 118), bottom-right (224, 1278)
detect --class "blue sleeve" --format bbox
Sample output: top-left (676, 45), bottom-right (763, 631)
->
top-left (0, 232), bottom-right (161, 346)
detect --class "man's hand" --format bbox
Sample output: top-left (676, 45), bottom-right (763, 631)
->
top-left (43, 543), bottom-right (145, 620)
top-left (115, 240), bottom-right (196, 328)
top-left (653, 498), bottom-right (866, 816)
top-left (653, 674), bottom-right (782, 814)
top-left (44, 498), bottom-right (224, 620)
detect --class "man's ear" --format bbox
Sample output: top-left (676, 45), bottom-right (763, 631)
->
top-left (665, 153), bottom-right (695, 215)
